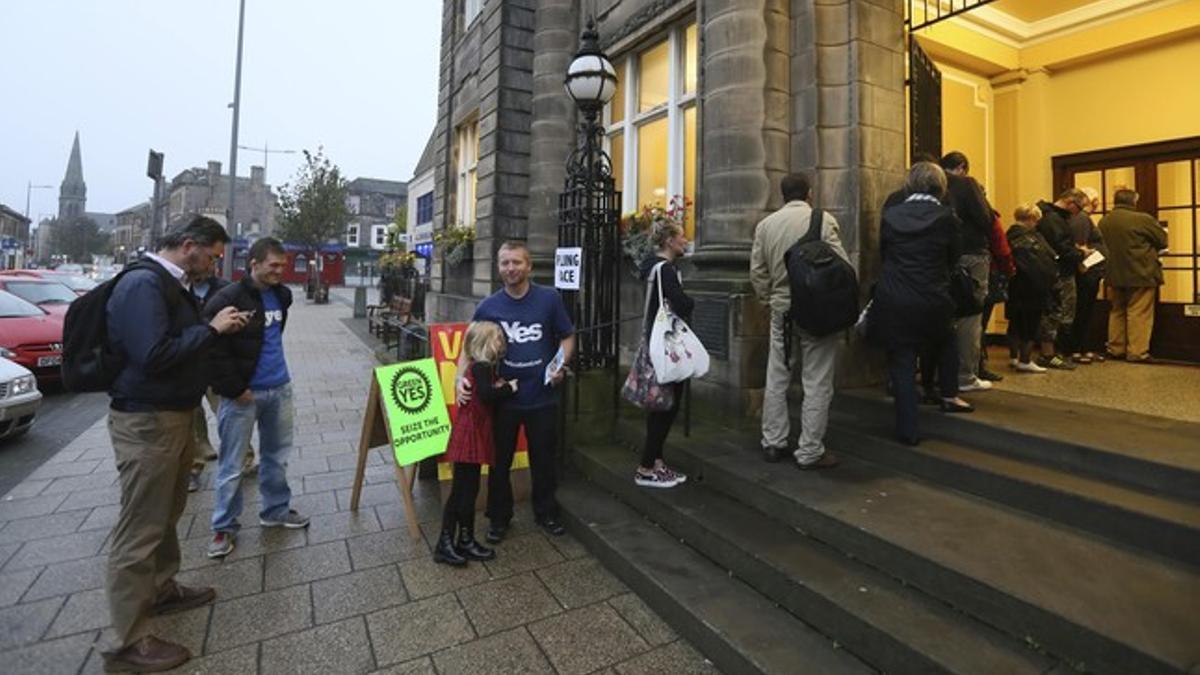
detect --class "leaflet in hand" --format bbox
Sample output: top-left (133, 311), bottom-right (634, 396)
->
top-left (1083, 250), bottom-right (1106, 269)
top-left (544, 346), bottom-right (565, 385)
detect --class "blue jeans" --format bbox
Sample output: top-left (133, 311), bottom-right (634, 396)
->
top-left (211, 383), bottom-right (295, 533)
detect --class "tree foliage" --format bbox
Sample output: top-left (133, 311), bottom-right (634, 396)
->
top-left (275, 148), bottom-right (350, 253)
top-left (50, 216), bottom-right (109, 263)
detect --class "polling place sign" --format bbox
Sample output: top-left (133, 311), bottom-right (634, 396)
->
top-left (554, 247), bottom-right (582, 290)
top-left (375, 359), bottom-right (452, 466)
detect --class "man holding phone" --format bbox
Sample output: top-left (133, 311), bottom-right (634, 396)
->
top-left (203, 237), bottom-right (308, 558)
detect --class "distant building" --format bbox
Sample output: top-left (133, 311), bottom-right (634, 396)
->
top-left (112, 201), bottom-right (151, 263)
top-left (0, 205), bottom-right (32, 269)
top-left (344, 177), bottom-right (407, 251)
top-left (160, 161), bottom-right (278, 238)
top-left (58, 132), bottom-right (86, 222)
top-left (406, 133), bottom-right (436, 263)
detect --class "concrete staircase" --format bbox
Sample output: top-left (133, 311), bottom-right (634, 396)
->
top-left (558, 387), bottom-right (1200, 675)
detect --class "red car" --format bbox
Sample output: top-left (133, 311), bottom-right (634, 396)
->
top-left (0, 269), bottom-right (97, 296)
top-left (0, 279), bottom-right (77, 318)
top-left (0, 290), bottom-right (64, 383)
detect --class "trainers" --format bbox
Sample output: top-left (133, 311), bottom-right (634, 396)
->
top-left (1072, 353), bottom-right (1093, 364)
top-left (186, 469), bottom-right (202, 493)
top-left (797, 452), bottom-right (840, 470)
top-left (260, 510), bottom-right (310, 529)
top-left (635, 470), bottom-right (678, 488)
top-left (206, 532), bottom-right (234, 559)
top-left (657, 465), bottom-right (687, 484)
top-left (959, 378), bottom-right (993, 392)
top-left (1008, 358), bottom-right (1019, 369)
top-left (1015, 361), bottom-right (1048, 373)
top-left (1038, 355), bottom-right (1076, 370)
top-left (978, 367), bottom-right (1004, 382)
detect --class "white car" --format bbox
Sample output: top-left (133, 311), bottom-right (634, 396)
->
top-left (0, 357), bottom-right (41, 439)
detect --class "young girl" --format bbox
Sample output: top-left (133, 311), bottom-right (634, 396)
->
top-left (1006, 203), bottom-right (1052, 373)
top-left (434, 321), bottom-right (517, 566)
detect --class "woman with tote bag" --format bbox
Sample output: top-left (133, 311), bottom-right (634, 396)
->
top-left (624, 221), bottom-right (695, 488)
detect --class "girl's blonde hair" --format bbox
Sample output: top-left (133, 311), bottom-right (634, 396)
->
top-left (651, 221), bottom-right (683, 249)
top-left (464, 321), bottom-right (506, 365)
top-left (1013, 202), bottom-right (1042, 223)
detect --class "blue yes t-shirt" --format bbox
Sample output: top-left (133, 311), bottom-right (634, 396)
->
top-left (249, 287), bottom-right (290, 390)
top-left (472, 284), bottom-right (574, 409)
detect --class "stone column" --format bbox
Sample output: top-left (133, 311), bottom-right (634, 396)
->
top-left (694, 0), bottom-right (792, 273)
top-left (527, 0), bottom-right (580, 267)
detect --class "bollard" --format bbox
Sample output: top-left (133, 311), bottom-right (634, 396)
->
top-left (353, 286), bottom-right (367, 318)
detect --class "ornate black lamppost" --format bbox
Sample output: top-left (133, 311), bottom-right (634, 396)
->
top-left (559, 18), bottom-right (621, 381)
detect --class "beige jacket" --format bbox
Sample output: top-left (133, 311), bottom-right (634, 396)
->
top-left (750, 200), bottom-right (850, 314)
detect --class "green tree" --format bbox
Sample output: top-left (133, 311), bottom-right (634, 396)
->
top-left (389, 205), bottom-right (408, 250)
top-left (275, 148), bottom-right (350, 280)
top-left (50, 216), bottom-right (109, 263)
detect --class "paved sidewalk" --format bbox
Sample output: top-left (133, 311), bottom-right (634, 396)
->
top-left (0, 292), bottom-right (719, 674)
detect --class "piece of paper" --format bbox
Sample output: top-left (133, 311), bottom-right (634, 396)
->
top-left (1083, 250), bottom-right (1105, 269)
top-left (544, 346), bottom-right (565, 385)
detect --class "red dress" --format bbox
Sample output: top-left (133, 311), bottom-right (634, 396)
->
top-left (445, 364), bottom-right (509, 466)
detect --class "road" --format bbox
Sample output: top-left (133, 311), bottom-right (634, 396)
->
top-left (0, 383), bottom-right (110, 496)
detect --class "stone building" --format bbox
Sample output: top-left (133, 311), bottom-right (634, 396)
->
top-left (111, 201), bottom-right (151, 262)
top-left (344, 177), bottom-right (408, 251)
top-left (426, 0), bottom-right (1200, 406)
top-left (161, 160), bottom-right (278, 237)
top-left (0, 204), bottom-right (32, 269)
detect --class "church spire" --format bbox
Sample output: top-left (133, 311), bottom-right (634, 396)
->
top-left (58, 131), bottom-right (87, 220)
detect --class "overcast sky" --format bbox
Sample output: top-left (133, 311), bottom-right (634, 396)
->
top-left (0, 1), bottom-right (441, 223)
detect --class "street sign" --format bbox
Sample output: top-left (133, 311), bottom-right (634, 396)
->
top-left (554, 246), bottom-right (582, 290)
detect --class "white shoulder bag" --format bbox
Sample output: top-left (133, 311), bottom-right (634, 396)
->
top-left (648, 262), bottom-right (710, 383)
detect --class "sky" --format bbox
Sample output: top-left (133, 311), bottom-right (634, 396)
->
top-left (0, 1), bottom-right (441, 223)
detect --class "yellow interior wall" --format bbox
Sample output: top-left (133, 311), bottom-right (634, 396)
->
top-left (938, 64), bottom-right (994, 197)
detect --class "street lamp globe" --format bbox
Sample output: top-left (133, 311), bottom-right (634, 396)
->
top-left (563, 20), bottom-right (617, 111)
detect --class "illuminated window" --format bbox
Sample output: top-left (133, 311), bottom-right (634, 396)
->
top-left (604, 20), bottom-right (699, 239)
top-left (455, 119), bottom-right (479, 228)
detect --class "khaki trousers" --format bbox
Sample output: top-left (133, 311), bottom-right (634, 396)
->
top-left (107, 409), bottom-right (194, 648)
top-left (1107, 286), bottom-right (1156, 360)
top-left (761, 311), bottom-right (838, 463)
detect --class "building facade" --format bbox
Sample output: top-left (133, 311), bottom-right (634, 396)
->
top-left (0, 205), bottom-right (32, 269)
top-left (111, 201), bottom-right (151, 262)
top-left (344, 177), bottom-right (407, 251)
top-left (161, 161), bottom-right (278, 237)
top-left (406, 133), bottom-right (437, 263)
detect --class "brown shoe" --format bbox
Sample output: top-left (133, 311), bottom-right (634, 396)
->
top-left (103, 635), bottom-right (190, 673)
top-left (797, 452), bottom-right (840, 470)
top-left (152, 581), bottom-right (215, 616)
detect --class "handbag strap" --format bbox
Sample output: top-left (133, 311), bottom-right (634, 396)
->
top-left (645, 260), bottom-right (666, 318)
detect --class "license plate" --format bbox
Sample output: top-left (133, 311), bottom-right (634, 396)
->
top-left (38, 355), bottom-right (62, 367)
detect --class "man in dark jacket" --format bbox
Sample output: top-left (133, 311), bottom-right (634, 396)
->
top-left (1035, 188), bottom-right (1089, 369)
top-left (204, 237), bottom-right (308, 558)
top-left (1099, 189), bottom-right (1167, 362)
top-left (103, 216), bottom-right (247, 673)
top-left (1064, 186), bottom-right (1105, 363)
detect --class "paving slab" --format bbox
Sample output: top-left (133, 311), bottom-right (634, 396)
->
top-left (368, 657), bottom-right (438, 675)
top-left (177, 556), bottom-right (264, 601)
top-left (528, 603), bottom-right (650, 675)
top-left (613, 640), bottom-right (721, 675)
top-left (455, 572), bottom-right (562, 637)
top-left (2, 632), bottom-right (95, 675)
top-left (366, 593), bottom-right (475, 666)
top-left (21, 554), bottom-right (108, 601)
top-left (607, 593), bottom-right (677, 647)
top-left (347, 529), bottom-right (426, 570)
top-left (206, 583), bottom-right (313, 652)
top-left (433, 626), bottom-right (555, 675)
top-left (3, 528), bottom-right (108, 570)
top-left (0, 596), bottom-right (63, 650)
top-left (312, 563), bottom-right (409, 625)
top-left (536, 556), bottom-right (628, 609)
top-left (44, 587), bottom-right (109, 639)
top-left (0, 566), bottom-right (40, 607)
top-left (398, 555), bottom-right (492, 600)
top-left (481, 532), bottom-right (565, 579)
top-left (261, 615), bottom-right (375, 675)
top-left (306, 508), bottom-right (382, 545)
top-left (0, 493), bottom-right (68, 521)
top-left (264, 540), bottom-right (352, 589)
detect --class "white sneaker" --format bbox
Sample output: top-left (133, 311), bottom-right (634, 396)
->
top-left (959, 378), bottom-right (993, 392)
top-left (1009, 358), bottom-right (1019, 369)
top-left (635, 471), bottom-right (678, 488)
top-left (1015, 361), bottom-right (1048, 373)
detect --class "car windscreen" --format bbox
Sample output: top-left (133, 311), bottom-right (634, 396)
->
top-left (0, 291), bottom-right (46, 318)
top-left (5, 281), bottom-right (77, 305)
top-left (52, 274), bottom-right (97, 291)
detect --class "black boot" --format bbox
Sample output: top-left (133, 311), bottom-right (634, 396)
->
top-left (433, 529), bottom-right (467, 566)
top-left (455, 526), bottom-right (495, 561)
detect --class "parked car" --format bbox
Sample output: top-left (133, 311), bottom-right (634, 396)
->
top-left (0, 269), bottom-right (97, 295)
top-left (55, 263), bottom-right (85, 275)
top-left (92, 265), bottom-right (122, 282)
top-left (0, 290), bottom-right (64, 384)
top-left (0, 357), bottom-right (41, 440)
top-left (0, 279), bottom-right (77, 318)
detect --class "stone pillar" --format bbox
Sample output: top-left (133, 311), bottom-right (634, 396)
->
top-left (694, 0), bottom-right (792, 273)
top-left (527, 0), bottom-right (579, 268)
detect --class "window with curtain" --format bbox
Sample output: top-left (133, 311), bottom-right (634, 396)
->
top-left (604, 20), bottom-right (698, 239)
top-left (455, 119), bottom-right (479, 228)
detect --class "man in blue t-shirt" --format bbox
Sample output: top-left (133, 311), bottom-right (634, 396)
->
top-left (203, 237), bottom-right (308, 559)
top-left (457, 240), bottom-right (575, 542)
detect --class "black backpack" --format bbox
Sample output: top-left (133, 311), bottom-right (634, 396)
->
top-left (1010, 229), bottom-right (1058, 294)
top-left (61, 261), bottom-right (179, 393)
top-left (784, 208), bottom-right (860, 336)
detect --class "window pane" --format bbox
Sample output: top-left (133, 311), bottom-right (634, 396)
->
top-left (609, 132), bottom-right (625, 196)
top-left (1074, 170), bottom-right (1102, 208)
top-left (1160, 209), bottom-right (1194, 256)
top-left (638, 41), bottom-right (669, 113)
top-left (637, 116), bottom-right (669, 208)
top-left (683, 106), bottom-right (697, 240)
top-left (610, 59), bottom-right (625, 124)
top-left (1157, 160), bottom-right (1193, 208)
top-left (684, 23), bottom-right (698, 95)
top-left (1104, 166), bottom-right (1136, 209)
top-left (1161, 269), bottom-right (1194, 303)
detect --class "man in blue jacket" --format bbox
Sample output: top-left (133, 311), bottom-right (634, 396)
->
top-left (104, 216), bottom-right (247, 673)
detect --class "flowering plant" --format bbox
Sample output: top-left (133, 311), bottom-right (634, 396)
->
top-left (435, 223), bottom-right (476, 266)
top-left (379, 249), bottom-right (417, 270)
top-left (619, 195), bottom-right (690, 274)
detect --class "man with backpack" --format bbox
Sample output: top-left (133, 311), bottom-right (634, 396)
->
top-left (86, 216), bottom-right (247, 672)
top-left (750, 173), bottom-right (851, 469)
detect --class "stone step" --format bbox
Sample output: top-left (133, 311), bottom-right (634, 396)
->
top-left (571, 442), bottom-right (1055, 675)
top-left (556, 477), bottom-right (873, 675)
top-left (825, 416), bottom-right (1200, 567)
top-left (607, 419), bottom-right (1200, 675)
top-left (832, 389), bottom-right (1200, 504)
